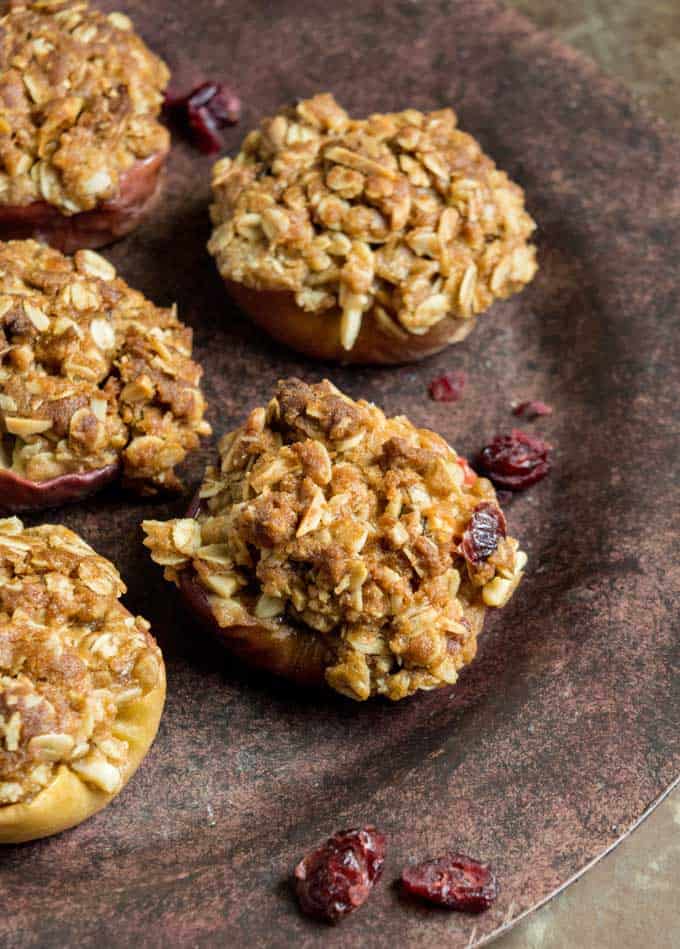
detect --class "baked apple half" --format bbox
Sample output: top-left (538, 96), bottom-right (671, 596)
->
top-left (0, 518), bottom-right (166, 844)
top-left (144, 379), bottom-right (526, 700)
top-left (208, 94), bottom-right (537, 365)
top-left (0, 1), bottom-right (170, 251)
top-left (0, 240), bottom-right (210, 514)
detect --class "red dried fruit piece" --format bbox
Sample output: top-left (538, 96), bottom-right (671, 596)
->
top-left (429, 370), bottom-right (467, 402)
top-left (294, 826), bottom-right (386, 923)
top-left (401, 852), bottom-right (498, 913)
top-left (477, 429), bottom-right (552, 491)
top-left (461, 501), bottom-right (507, 564)
top-left (164, 83), bottom-right (240, 154)
top-left (513, 400), bottom-right (553, 420)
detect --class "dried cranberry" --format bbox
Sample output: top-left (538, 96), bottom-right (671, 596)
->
top-left (164, 83), bottom-right (240, 154)
top-left (477, 429), bottom-right (551, 491)
top-left (429, 370), bottom-right (466, 402)
top-left (461, 502), bottom-right (506, 564)
top-left (401, 852), bottom-right (498, 913)
top-left (294, 826), bottom-right (386, 923)
top-left (513, 400), bottom-right (553, 420)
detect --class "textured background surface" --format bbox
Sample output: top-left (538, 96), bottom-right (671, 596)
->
top-left (1, 1), bottom-right (679, 946)
top-left (500, 2), bottom-right (680, 945)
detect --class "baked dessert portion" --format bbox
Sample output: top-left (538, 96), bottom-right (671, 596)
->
top-left (0, 240), bottom-right (211, 512)
top-left (208, 94), bottom-right (537, 364)
top-left (143, 379), bottom-right (526, 701)
top-left (0, 0), bottom-right (170, 252)
top-left (0, 518), bottom-right (165, 843)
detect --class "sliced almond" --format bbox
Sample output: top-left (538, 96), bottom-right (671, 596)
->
top-left (255, 594), bottom-right (285, 618)
top-left (203, 573), bottom-right (242, 599)
top-left (172, 518), bottom-right (201, 555)
top-left (90, 398), bottom-right (107, 421)
top-left (339, 307), bottom-right (362, 350)
top-left (107, 11), bottom-right (132, 30)
top-left (28, 733), bottom-right (75, 761)
top-left (5, 416), bottom-right (52, 437)
top-left (23, 302), bottom-right (49, 332)
top-left (90, 317), bottom-right (115, 350)
top-left (75, 250), bottom-right (116, 281)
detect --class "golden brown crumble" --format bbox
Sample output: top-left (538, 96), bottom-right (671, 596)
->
top-left (0, 239), bottom-right (210, 492)
top-left (143, 379), bottom-right (526, 701)
top-left (208, 93), bottom-right (537, 350)
top-left (0, 0), bottom-right (170, 214)
top-left (0, 517), bottom-right (163, 805)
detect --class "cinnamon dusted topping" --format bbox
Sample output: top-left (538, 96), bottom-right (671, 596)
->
top-left (208, 94), bottom-right (537, 350)
top-left (143, 379), bottom-right (526, 701)
top-left (0, 0), bottom-right (170, 214)
top-left (0, 517), bottom-right (163, 805)
top-left (0, 240), bottom-right (211, 492)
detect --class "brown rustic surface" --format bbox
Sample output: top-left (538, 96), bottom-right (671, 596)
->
top-left (498, 2), bottom-right (680, 945)
top-left (1, 0), bottom-right (679, 946)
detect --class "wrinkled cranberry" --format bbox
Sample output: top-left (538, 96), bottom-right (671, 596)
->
top-left (164, 83), bottom-right (241, 153)
top-left (294, 826), bottom-right (386, 923)
top-left (461, 502), bottom-right (507, 564)
top-left (513, 400), bottom-right (553, 420)
top-left (401, 852), bottom-right (498, 913)
top-left (429, 370), bottom-right (467, 402)
top-left (477, 429), bottom-right (552, 491)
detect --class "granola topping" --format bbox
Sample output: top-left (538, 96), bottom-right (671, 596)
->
top-left (0, 240), bottom-right (210, 491)
top-left (143, 379), bottom-right (526, 701)
top-left (208, 93), bottom-right (537, 350)
top-left (0, 517), bottom-right (163, 805)
top-left (0, 0), bottom-right (170, 214)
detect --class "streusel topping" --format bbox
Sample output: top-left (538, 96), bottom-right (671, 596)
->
top-left (0, 517), bottom-right (163, 805)
top-left (208, 94), bottom-right (537, 350)
top-left (0, 0), bottom-right (170, 214)
top-left (0, 240), bottom-right (210, 492)
top-left (143, 379), bottom-right (526, 701)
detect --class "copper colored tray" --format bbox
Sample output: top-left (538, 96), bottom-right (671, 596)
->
top-left (2, 1), bottom-right (679, 945)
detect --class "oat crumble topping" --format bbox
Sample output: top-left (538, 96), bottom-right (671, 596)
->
top-left (0, 517), bottom-right (163, 805)
top-left (0, 240), bottom-right (210, 491)
top-left (208, 93), bottom-right (537, 350)
top-left (143, 379), bottom-right (526, 701)
top-left (0, 0), bottom-right (170, 214)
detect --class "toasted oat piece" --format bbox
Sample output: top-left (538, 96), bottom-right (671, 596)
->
top-left (0, 240), bottom-right (211, 512)
top-left (143, 379), bottom-right (526, 701)
top-left (0, 517), bottom-right (165, 843)
top-left (208, 94), bottom-right (537, 364)
top-left (0, 1), bottom-right (170, 252)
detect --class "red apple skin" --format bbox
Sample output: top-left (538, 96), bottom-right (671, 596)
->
top-left (0, 461), bottom-right (121, 515)
top-left (0, 151), bottom-right (167, 253)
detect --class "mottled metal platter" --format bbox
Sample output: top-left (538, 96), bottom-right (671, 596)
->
top-left (1, 0), bottom-right (679, 945)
